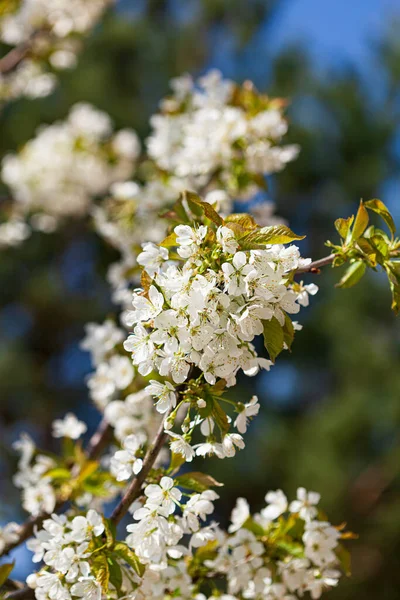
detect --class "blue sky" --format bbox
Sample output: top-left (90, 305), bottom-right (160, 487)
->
top-left (270, 0), bottom-right (400, 65)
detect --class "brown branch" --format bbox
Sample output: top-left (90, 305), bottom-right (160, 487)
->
top-left (86, 418), bottom-right (112, 460)
top-left (295, 253), bottom-right (335, 274)
top-left (5, 585), bottom-right (35, 600)
top-left (0, 29), bottom-right (47, 76)
top-left (0, 418), bottom-right (112, 557)
top-left (110, 415), bottom-right (168, 525)
top-left (0, 42), bottom-right (31, 75)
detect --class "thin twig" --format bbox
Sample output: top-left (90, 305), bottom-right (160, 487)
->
top-left (0, 418), bottom-right (112, 557)
top-left (86, 418), bottom-right (112, 460)
top-left (295, 254), bottom-right (335, 274)
top-left (110, 415), bottom-right (168, 525)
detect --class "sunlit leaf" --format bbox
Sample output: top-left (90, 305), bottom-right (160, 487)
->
top-left (364, 198), bottom-right (396, 237)
top-left (262, 317), bottom-right (284, 362)
top-left (336, 261), bottom-right (366, 288)
top-left (175, 471), bottom-right (223, 493)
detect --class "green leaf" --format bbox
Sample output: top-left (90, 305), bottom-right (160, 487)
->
top-left (209, 379), bottom-right (226, 396)
top-left (184, 191), bottom-right (224, 226)
top-left (336, 543), bottom-right (352, 576)
top-left (262, 317), bottom-right (285, 363)
top-left (282, 314), bottom-right (295, 351)
top-left (351, 201), bottom-right (369, 241)
top-left (242, 517), bottom-right (266, 537)
top-left (175, 471), bottom-right (223, 493)
top-left (276, 539), bottom-right (305, 558)
top-left (336, 260), bottom-right (366, 289)
top-left (113, 542), bottom-right (144, 576)
top-left (356, 238), bottom-right (378, 265)
top-left (45, 467), bottom-right (71, 481)
top-left (385, 262), bottom-right (400, 315)
top-left (210, 398), bottom-right (230, 434)
top-left (160, 232), bottom-right (177, 248)
top-left (364, 198), bottom-right (396, 237)
top-left (103, 518), bottom-right (116, 548)
top-left (107, 558), bottom-right (123, 595)
top-left (239, 225), bottom-right (305, 250)
top-left (369, 233), bottom-right (390, 260)
top-left (169, 451), bottom-right (186, 472)
top-left (91, 553), bottom-right (110, 593)
top-left (225, 213), bottom-right (258, 230)
top-left (0, 563), bottom-right (14, 587)
top-left (334, 216), bottom-right (354, 240)
top-left (77, 460), bottom-right (99, 483)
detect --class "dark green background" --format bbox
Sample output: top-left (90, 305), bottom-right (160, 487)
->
top-left (1, 1), bottom-right (400, 596)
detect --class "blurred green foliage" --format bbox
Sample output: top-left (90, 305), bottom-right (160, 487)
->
top-left (1, 1), bottom-right (400, 596)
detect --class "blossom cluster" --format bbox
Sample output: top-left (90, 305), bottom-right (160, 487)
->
top-left (26, 509), bottom-right (106, 600)
top-left (147, 70), bottom-right (299, 197)
top-left (126, 226), bottom-right (310, 386)
top-left (1, 103), bottom-right (139, 240)
top-left (120, 210), bottom-right (317, 457)
top-left (22, 483), bottom-right (348, 600)
top-left (0, 0), bottom-right (114, 102)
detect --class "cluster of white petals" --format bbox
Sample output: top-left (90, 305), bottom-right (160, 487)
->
top-left (147, 70), bottom-right (299, 196)
top-left (0, 0), bottom-right (114, 102)
top-left (1, 103), bottom-right (139, 232)
top-left (126, 226), bottom-right (311, 387)
top-left (26, 510), bottom-right (105, 600)
top-left (12, 433), bottom-right (57, 516)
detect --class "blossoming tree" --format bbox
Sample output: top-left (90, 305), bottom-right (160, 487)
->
top-left (1, 5), bottom-right (400, 600)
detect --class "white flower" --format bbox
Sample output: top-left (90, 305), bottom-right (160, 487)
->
top-left (175, 224), bottom-right (207, 258)
top-left (165, 431), bottom-right (195, 462)
top-left (23, 480), bottom-right (56, 516)
top-left (144, 476), bottom-right (182, 515)
top-left (71, 577), bottom-right (102, 600)
top-left (127, 285), bottom-right (165, 324)
top-left (297, 283), bottom-right (319, 307)
top-left (145, 380), bottom-right (177, 413)
top-left (194, 440), bottom-right (225, 458)
top-left (124, 324), bottom-right (155, 366)
top-left (138, 242), bottom-right (169, 276)
top-left (0, 522), bottom-right (20, 553)
top-left (222, 252), bottom-right (253, 296)
top-left (261, 490), bottom-right (288, 521)
top-left (234, 396), bottom-right (260, 434)
top-left (108, 354), bottom-right (134, 389)
top-left (69, 510), bottom-right (104, 543)
top-left (110, 434), bottom-right (144, 481)
top-left (36, 572), bottom-right (70, 600)
top-left (52, 413), bottom-right (87, 439)
top-left (222, 433), bottom-right (245, 457)
top-left (303, 521), bottom-right (340, 567)
top-left (229, 498), bottom-right (250, 533)
top-left (289, 487), bottom-right (320, 521)
top-left (217, 226), bottom-right (239, 254)
top-left (305, 568), bottom-right (341, 599)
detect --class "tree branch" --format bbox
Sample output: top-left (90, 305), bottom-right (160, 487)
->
top-left (5, 585), bottom-right (35, 600)
top-left (110, 414), bottom-right (168, 525)
top-left (295, 253), bottom-right (335, 274)
top-left (0, 30), bottom-right (46, 76)
top-left (0, 418), bottom-right (112, 557)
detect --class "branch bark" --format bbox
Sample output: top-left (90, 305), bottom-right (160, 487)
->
top-left (0, 418), bottom-right (112, 557)
top-left (295, 253), bottom-right (335, 274)
top-left (110, 414), bottom-right (168, 525)
top-left (5, 585), bottom-right (35, 600)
